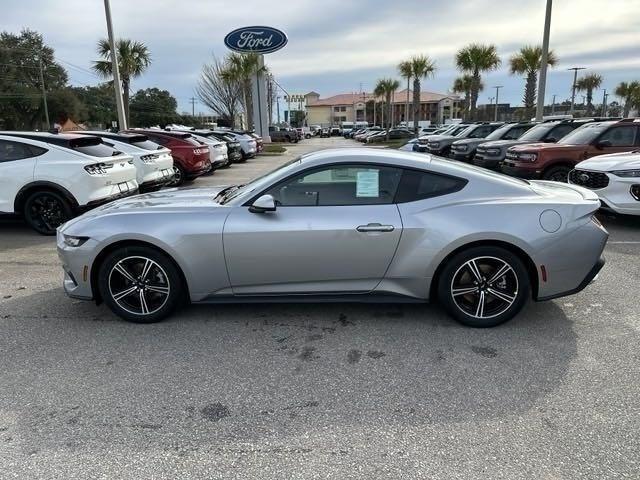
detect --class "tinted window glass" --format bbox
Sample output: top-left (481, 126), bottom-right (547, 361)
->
top-left (598, 126), bottom-right (637, 146)
top-left (0, 140), bottom-right (43, 162)
top-left (548, 124), bottom-right (575, 140)
top-left (267, 165), bottom-right (402, 206)
top-left (558, 122), bottom-right (612, 144)
top-left (73, 142), bottom-right (119, 157)
top-left (130, 139), bottom-right (162, 150)
top-left (484, 124), bottom-right (512, 140)
top-left (503, 126), bottom-right (529, 140)
top-left (395, 169), bottom-right (467, 203)
top-left (468, 126), bottom-right (493, 138)
top-left (518, 124), bottom-right (554, 141)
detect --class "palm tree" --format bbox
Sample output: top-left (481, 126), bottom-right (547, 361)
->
top-left (576, 73), bottom-right (603, 116)
top-left (509, 45), bottom-right (558, 119)
top-left (452, 75), bottom-right (478, 119)
top-left (93, 39), bottom-right (151, 125)
top-left (221, 53), bottom-right (263, 129)
top-left (409, 55), bottom-right (437, 133)
top-left (455, 43), bottom-right (501, 120)
top-left (398, 60), bottom-right (413, 125)
top-left (614, 81), bottom-right (640, 117)
top-left (374, 78), bottom-right (400, 140)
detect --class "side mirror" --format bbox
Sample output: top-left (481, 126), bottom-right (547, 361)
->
top-left (249, 194), bottom-right (276, 213)
top-left (596, 140), bottom-right (612, 149)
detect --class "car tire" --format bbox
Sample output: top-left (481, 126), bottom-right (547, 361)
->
top-left (171, 164), bottom-right (186, 186)
top-left (23, 190), bottom-right (73, 235)
top-left (98, 245), bottom-right (184, 323)
top-left (437, 246), bottom-right (530, 328)
top-left (543, 165), bottom-right (570, 182)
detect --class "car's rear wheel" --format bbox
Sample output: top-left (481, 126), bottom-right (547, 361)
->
top-left (544, 165), bottom-right (570, 182)
top-left (437, 246), bottom-right (530, 328)
top-left (171, 164), bottom-right (185, 186)
top-left (23, 190), bottom-right (73, 235)
top-left (98, 246), bottom-right (183, 323)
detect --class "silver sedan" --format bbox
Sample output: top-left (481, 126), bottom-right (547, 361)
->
top-left (57, 148), bottom-right (608, 327)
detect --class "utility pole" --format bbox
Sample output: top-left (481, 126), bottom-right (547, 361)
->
top-left (276, 96), bottom-right (280, 124)
top-left (551, 94), bottom-right (557, 114)
top-left (535, 0), bottom-right (553, 121)
top-left (37, 53), bottom-right (50, 130)
top-left (601, 89), bottom-right (608, 117)
top-left (189, 97), bottom-right (197, 117)
top-left (103, 0), bottom-right (127, 130)
top-left (493, 86), bottom-right (503, 121)
top-left (568, 67), bottom-right (586, 115)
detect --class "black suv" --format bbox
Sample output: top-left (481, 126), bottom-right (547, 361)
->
top-left (473, 118), bottom-right (599, 170)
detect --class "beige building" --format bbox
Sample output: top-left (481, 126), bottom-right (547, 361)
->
top-left (305, 90), bottom-right (462, 127)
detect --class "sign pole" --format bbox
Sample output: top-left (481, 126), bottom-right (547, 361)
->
top-left (251, 54), bottom-right (271, 142)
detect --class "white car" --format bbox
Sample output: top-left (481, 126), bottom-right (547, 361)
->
top-left (216, 130), bottom-right (256, 160)
top-left (0, 132), bottom-right (138, 234)
top-left (569, 150), bottom-right (640, 215)
top-left (166, 129), bottom-right (229, 169)
top-left (72, 131), bottom-right (174, 191)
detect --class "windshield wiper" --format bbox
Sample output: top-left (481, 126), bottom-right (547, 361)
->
top-left (214, 184), bottom-right (244, 203)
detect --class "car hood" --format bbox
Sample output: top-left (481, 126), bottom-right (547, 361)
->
top-left (453, 138), bottom-right (483, 147)
top-left (426, 135), bottom-right (456, 142)
top-left (479, 139), bottom-right (525, 148)
top-left (576, 151), bottom-right (640, 172)
top-left (509, 142), bottom-right (585, 152)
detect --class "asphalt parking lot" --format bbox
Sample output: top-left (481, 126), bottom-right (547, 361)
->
top-left (1, 136), bottom-right (639, 479)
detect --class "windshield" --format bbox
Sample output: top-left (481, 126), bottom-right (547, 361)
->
top-left (558, 123), bottom-right (611, 145)
top-left (484, 124), bottom-right (512, 140)
top-left (518, 124), bottom-right (553, 141)
top-left (219, 156), bottom-right (303, 204)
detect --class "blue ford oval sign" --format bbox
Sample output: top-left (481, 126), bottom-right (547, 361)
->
top-left (224, 26), bottom-right (288, 54)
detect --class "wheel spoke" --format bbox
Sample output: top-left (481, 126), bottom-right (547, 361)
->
top-left (466, 259), bottom-right (483, 282)
top-left (487, 287), bottom-right (516, 305)
top-left (146, 284), bottom-right (169, 295)
top-left (140, 259), bottom-right (153, 281)
top-left (487, 263), bottom-right (512, 285)
top-left (114, 263), bottom-right (136, 283)
top-left (113, 285), bottom-right (138, 301)
top-left (139, 290), bottom-right (150, 314)
top-left (475, 291), bottom-right (486, 318)
top-left (452, 286), bottom-right (478, 297)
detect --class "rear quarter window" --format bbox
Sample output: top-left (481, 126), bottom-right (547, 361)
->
top-left (395, 169), bottom-right (467, 203)
top-left (73, 143), bottom-right (120, 157)
top-left (130, 139), bottom-right (162, 150)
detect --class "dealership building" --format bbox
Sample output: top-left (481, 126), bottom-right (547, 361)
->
top-left (304, 90), bottom-right (462, 127)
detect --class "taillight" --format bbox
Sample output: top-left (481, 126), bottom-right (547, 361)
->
top-left (140, 154), bottom-right (158, 164)
top-left (84, 163), bottom-right (113, 175)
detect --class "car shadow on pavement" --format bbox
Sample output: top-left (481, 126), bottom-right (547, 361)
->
top-left (1, 287), bottom-right (576, 451)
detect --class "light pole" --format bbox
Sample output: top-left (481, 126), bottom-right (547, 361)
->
top-left (568, 67), bottom-right (586, 116)
top-left (37, 53), bottom-right (50, 129)
top-left (551, 94), bottom-right (557, 114)
top-left (535, 0), bottom-right (553, 121)
top-left (103, 0), bottom-right (126, 130)
top-left (493, 86), bottom-right (503, 121)
top-left (601, 89), bottom-right (608, 117)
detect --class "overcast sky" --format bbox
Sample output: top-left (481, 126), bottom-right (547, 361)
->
top-left (2, 0), bottom-right (639, 114)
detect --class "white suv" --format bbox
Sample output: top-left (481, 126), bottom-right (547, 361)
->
top-left (569, 150), bottom-right (640, 216)
top-left (71, 131), bottom-right (174, 192)
top-left (0, 132), bottom-right (138, 234)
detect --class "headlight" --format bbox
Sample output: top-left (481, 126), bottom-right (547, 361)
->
top-left (517, 153), bottom-right (537, 162)
top-left (429, 142), bottom-right (440, 149)
top-left (63, 235), bottom-right (89, 247)
top-left (611, 169), bottom-right (640, 177)
top-left (486, 148), bottom-right (501, 155)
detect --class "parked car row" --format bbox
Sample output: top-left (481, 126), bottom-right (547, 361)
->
top-left (0, 127), bottom-right (264, 235)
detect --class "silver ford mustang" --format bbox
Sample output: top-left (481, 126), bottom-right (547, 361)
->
top-left (57, 148), bottom-right (608, 327)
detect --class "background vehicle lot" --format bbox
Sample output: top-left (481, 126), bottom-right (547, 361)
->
top-left (1, 137), bottom-right (639, 478)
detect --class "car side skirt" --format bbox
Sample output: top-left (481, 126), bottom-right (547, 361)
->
top-left (196, 292), bottom-right (427, 304)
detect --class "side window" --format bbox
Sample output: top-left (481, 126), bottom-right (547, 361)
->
top-left (598, 126), bottom-right (637, 146)
top-left (0, 140), bottom-right (44, 162)
top-left (503, 126), bottom-right (527, 140)
top-left (548, 124), bottom-right (574, 141)
top-left (469, 126), bottom-right (492, 138)
top-left (395, 169), bottom-right (467, 203)
top-left (265, 164), bottom-right (402, 206)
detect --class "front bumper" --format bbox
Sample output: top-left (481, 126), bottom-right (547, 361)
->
top-left (501, 162), bottom-right (542, 179)
top-left (57, 233), bottom-right (97, 301)
top-left (450, 151), bottom-right (474, 162)
top-left (473, 154), bottom-right (504, 170)
top-left (569, 174), bottom-right (640, 216)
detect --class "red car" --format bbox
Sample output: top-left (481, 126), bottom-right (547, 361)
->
top-left (128, 129), bottom-right (211, 185)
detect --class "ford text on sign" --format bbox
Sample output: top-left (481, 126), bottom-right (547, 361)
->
top-left (224, 26), bottom-right (288, 54)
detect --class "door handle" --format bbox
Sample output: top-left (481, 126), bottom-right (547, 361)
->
top-left (356, 223), bottom-right (395, 233)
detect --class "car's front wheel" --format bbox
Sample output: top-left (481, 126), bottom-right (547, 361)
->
top-left (98, 246), bottom-right (184, 323)
top-left (543, 165), bottom-right (570, 182)
top-left (23, 190), bottom-right (73, 235)
top-left (437, 246), bottom-right (530, 327)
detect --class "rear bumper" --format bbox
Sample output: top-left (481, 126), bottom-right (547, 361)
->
top-left (537, 256), bottom-right (605, 301)
top-left (83, 184), bottom-right (139, 209)
top-left (501, 162), bottom-right (542, 179)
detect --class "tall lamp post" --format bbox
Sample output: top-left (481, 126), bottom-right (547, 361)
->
top-left (568, 67), bottom-right (586, 116)
top-left (493, 85), bottom-right (503, 121)
top-left (103, 0), bottom-right (126, 130)
top-left (601, 89), bottom-right (608, 117)
top-left (535, 0), bottom-right (553, 121)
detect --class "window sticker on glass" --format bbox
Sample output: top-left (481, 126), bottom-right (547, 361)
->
top-left (356, 169), bottom-right (379, 197)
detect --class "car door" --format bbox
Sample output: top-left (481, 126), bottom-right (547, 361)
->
top-left (0, 139), bottom-right (41, 213)
top-left (223, 164), bottom-right (404, 295)
top-left (586, 125), bottom-right (639, 159)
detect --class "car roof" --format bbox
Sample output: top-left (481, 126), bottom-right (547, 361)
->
top-left (131, 129), bottom-right (192, 140)
top-left (0, 131), bottom-right (104, 147)
top-left (71, 130), bottom-right (150, 144)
